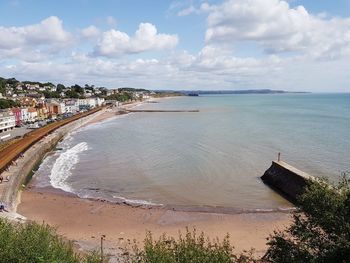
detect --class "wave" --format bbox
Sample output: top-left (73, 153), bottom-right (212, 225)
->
top-left (112, 195), bottom-right (162, 206)
top-left (49, 142), bottom-right (89, 192)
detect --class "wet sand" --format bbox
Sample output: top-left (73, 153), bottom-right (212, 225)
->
top-left (18, 189), bottom-right (291, 259)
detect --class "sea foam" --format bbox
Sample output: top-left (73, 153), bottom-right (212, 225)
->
top-left (49, 142), bottom-right (89, 192)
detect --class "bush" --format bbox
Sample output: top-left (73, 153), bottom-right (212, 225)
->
top-left (0, 99), bottom-right (20, 109)
top-left (264, 173), bottom-right (350, 263)
top-left (127, 228), bottom-right (257, 263)
top-left (0, 218), bottom-right (102, 263)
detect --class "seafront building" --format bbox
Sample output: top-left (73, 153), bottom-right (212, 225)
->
top-left (0, 110), bottom-right (16, 133)
top-left (77, 97), bottom-right (105, 110)
top-left (27, 107), bottom-right (38, 123)
top-left (0, 78), bottom-right (149, 141)
top-left (20, 108), bottom-right (29, 123)
top-left (11, 108), bottom-right (22, 126)
top-left (63, 100), bottom-right (79, 114)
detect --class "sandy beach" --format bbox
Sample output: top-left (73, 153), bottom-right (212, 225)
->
top-left (13, 98), bottom-right (293, 260)
top-left (84, 100), bottom-right (145, 125)
top-left (18, 189), bottom-right (291, 259)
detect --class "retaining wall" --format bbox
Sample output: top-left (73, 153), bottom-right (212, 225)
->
top-left (261, 161), bottom-right (314, 202)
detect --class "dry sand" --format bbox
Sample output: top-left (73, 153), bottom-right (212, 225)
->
top-left (85, 101), bottom-right (145, 126)
top-left (18, 189), bottom-right (291, 259)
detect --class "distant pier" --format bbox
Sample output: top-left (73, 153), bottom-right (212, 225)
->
top-left (126, 109), bottom-right (199, 113)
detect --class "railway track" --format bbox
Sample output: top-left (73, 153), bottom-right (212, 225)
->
top-left (0, 107), bottom-right (102, 174)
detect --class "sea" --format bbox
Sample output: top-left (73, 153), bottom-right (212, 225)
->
top-left (31, 93), bottom-right (350, 212)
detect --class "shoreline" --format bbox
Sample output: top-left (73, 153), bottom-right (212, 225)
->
top-left (0, 100), bottom-right (142, 217)
top-left (4, 97), bottom-right (293, 259)
top-left (18, 189), bottom-right (292, 259)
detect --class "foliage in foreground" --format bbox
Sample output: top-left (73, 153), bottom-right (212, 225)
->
top-left (125, 175), bottom-right (350, 263)
top-left (126, 228), bottom-right (258, 263)
top-left (0, 218), bottom-right (102, 263)
top-left (264, 174), bottom-right (350, 263)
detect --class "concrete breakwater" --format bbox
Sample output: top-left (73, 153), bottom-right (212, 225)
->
top-left (0, 109), bottom-right (105, 215)
top-left (261, 161), bottom-right (314, 202)
top-left (127, 109), bottom-right (199, 113)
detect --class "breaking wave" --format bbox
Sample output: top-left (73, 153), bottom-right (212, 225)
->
top-left (112, 195), bottom-right (162, 206)
top-left (49, 142), bottom-right (89, 192)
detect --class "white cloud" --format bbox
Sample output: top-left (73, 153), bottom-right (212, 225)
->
top-left (203, 0), bottom-right (350, 59)
top-left (0, 5), bottom-right (350, 92)
top-left (0, 16), bottom-right (72, 49)
top-left (176, 2), bottom-right (213, 16)
top-left (178, 5), bottom-right (198, 16)
top-left (1, 47), bottom-right (350, 92)
top-left (94, 23), bottom-right (179, 57)
top-left (81, 25), bottom-right (100, 39)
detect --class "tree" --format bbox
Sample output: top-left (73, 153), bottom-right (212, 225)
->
top-left (72, 84), bottom-right (84, 94)
top-left (84, 84), bottom-right (94, 91)
top-left (106, 92), bottom-right (133, 102)
top-left (0, 79), bottom-right (5, 95)
top-left (0, 99), bottom-right (20, 109)
top-left (264, 174), bottom-right (350, 263)
top-left (56, 83), bottom-right (65, 93)
top-left (65, 90), bottom-right (80, 99)
top-left (42, 90), bottom-right (61, 98)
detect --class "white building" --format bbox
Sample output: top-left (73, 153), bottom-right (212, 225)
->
top-left (64, 100), bottom-right (79, 113)
top-left (27, 107), bottom-right (38, 123)
top-left (20, 108), bottom-right (29, 123)
top-left (95, 97), bottom-right (105, 107)
top-left (0, 110), bottom-right (16, 133)
top-left (16, 85), bottom-right (23, 90)
top-left (78, 98), bottom-right (96, 110)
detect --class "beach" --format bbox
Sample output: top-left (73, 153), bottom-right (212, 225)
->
top-left (4, 93), bottom-right (349, 260)
top-left (7, 98), bottom-right (295, 261)
top-left (18, 189), bottom-right (291, 259)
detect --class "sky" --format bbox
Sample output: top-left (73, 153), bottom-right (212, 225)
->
top-left (0, 0), bottom-right (350, 92)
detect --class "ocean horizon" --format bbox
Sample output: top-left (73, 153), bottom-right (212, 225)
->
top-left (31, 93), bottom-right (350, 211)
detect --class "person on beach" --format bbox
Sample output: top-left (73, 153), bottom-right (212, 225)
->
top-left (0, 203), bottom-right (8, 212)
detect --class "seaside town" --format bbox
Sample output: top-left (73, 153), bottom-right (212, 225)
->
top-left (0, 0), bottom-right (349, 262)
top-left (0, 77), bottom-right (153, 142)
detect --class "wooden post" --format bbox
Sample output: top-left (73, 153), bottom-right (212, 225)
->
top-left (278, 152), bottom-right (281, 162)
top-left (100, 234), bottom-right (106, 262)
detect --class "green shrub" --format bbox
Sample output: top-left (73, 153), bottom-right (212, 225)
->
top-left (0, 218), bottom-right (102, 263)
top-left (128, 228), bottom-right (257, 263)
top-left (264, 174), bottom-right (350, 263)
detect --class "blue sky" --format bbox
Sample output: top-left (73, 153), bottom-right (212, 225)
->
top-left (0, 0), bottom-right (350, 91)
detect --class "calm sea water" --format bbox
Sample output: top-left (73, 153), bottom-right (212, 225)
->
top-left (32, 94), bottom-right (350, 211)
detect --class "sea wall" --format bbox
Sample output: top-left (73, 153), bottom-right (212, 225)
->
top-left (261, 161), bottom-right (314, 202)
top-left (0, 110), bottom-right (105, 214)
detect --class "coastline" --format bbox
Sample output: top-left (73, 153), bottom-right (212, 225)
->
top-left (0, 100), bottom-right (142, 218)
top-left (4, 97), bottom-right (293, 259)
top-left (18, 189), bottom-right (291, 259)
